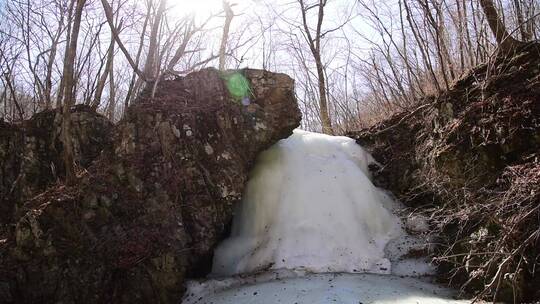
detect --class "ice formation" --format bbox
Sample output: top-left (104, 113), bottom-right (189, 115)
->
top-left (212, 130), bottom-right (404, 276)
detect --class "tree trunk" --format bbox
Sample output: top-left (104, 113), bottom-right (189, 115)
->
top-left (4, 73), bottom-right (24, 121)
top-left (107, 51), bottom-right (116, 120)
top-left (92, 37), bottom-right (115, 110)
top-left (513, 0), bottom-right (531, 41)
top-left (123, 3), bottom-right (151, 111)
top-left (44, 25), bottom-right (64, 109)
top-left (143, 0), bottom-right (167, 80)
top-left (61, 0), bottom-right (86, 184)
top-left (315, 57), bottom-right (332, 135)
top-left (479, 0), bottom-right (522, 53)
top-left (298, 0), bottom-right (333, 134)
top-left (219, 1), bottom-right (234, 71)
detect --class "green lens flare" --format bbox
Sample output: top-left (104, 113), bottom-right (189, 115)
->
top-left (225, 73), bottom-right (250, 99)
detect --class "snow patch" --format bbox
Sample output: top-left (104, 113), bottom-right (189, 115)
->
top-left (204, 143), bottom-right (214, 155)
top-left (254, 122), bottom-right (267, 130)
top-left (405, 215), bottom-right (430, 234)
top-left (220, 152), bottom-right (232, 160)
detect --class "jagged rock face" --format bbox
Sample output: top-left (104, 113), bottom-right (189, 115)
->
top-left (0, 69), bottom-right (301, 303)
top-left (0, 106), bottom-right (113, 226)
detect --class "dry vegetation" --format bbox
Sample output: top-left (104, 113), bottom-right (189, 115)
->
top-left (352, 43), bottom-right (540, 303)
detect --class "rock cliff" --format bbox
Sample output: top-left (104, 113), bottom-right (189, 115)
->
top-left (0, 68), bottom-right (301, 303)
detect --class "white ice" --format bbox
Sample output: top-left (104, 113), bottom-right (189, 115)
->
top-left (212, 130), bottom-right (403, 276)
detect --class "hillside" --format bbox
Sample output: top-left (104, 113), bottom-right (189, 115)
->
top-left (351, 43), bottom-right (540, 303)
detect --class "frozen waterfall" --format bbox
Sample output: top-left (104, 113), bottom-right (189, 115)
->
top-left (212, 130), bottom-right (402, 276)
top-left (183, 130), bottom-right (470, 304)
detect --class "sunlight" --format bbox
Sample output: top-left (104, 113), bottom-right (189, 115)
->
top-left (172, 0), bottom-right (230, 17)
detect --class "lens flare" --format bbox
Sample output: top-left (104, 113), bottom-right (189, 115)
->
top-left (225, 72), bottom-right (251, 100)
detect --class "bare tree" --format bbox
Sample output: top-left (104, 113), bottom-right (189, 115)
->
top-left (0, 52), bottom-right (24, 121)
top-left (143, 0), bottom-right (167, 80)
top-left (2, 0), bottom-right (539, 133)
top-left (297, 0), bottom-right (333, 134)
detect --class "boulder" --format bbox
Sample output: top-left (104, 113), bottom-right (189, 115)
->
top-left (0, 68), bottom-right (301, 303)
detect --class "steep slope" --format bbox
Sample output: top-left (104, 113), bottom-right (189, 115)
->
top-left (351, 43), bottom-right (540, 303)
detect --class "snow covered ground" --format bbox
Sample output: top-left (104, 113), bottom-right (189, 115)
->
top-left (183, 271), bottom-right (469, 304)
top-left (182, 130), bottom-right (473, 303)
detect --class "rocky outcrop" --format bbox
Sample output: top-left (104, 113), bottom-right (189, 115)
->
top-left (350, 43), bottom-right (540, 302)
top-left (0, 69), bottom-right (301, 303)
top-left (0, 106), bottom-right (113, 226)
